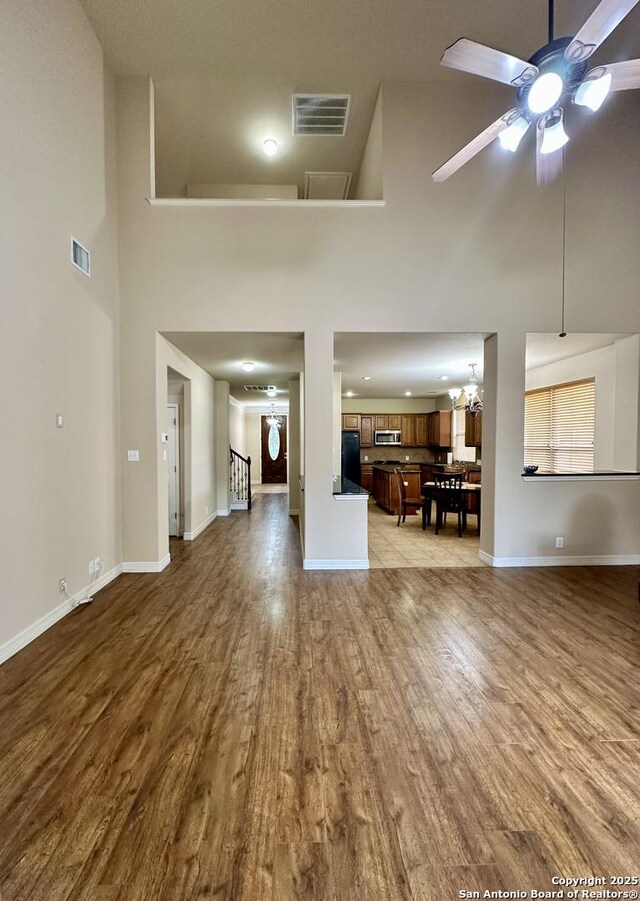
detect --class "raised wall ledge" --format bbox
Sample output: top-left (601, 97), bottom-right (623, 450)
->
top-left (147, 198), bottom-right (386, 209)
top-left (522, 472), bottom-right (640, 482)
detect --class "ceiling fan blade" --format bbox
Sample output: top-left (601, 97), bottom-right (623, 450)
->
top-left (565, 0), bottom-right (640, 62)
top-left (441, 38), bottom-right (538, 87)
top-left (536, 121), bottom-right (564, 187)
top-left (432, 110), bottom-right (520, 182)
top-left (605, 58), bottom-right (640, 90)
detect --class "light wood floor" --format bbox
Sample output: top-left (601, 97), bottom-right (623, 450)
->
top-left (1, 494), bottom-right (639, 900)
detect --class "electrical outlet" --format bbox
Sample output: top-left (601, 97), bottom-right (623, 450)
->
top-left (555, 536), bottom-right (564, 549)
top-left (89, 560), bottom-right (95, 575)
top-left (94, 557), bottom-right (102, 574)
top-left (59, 578), bottom-right (67, 593)
top-left (405, 455), bottom-right (410, 461)
top-left (364, 455), bottom-right (368, 462)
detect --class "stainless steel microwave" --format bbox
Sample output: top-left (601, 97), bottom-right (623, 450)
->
top-left (375, 430), bottom-right (402, 446)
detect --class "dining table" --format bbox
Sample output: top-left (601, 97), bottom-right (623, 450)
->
top-left (421, 480), bottom-right (481, 533)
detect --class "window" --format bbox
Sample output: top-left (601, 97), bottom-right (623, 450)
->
top-left (453, 409), bottom-right (476, 463)
top-left (524, 379), bottom-right (595, 473)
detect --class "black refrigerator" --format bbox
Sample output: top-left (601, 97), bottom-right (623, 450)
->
top-left (341, 431), bottom-right (361, 486)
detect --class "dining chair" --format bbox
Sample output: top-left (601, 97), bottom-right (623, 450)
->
top-left (393, 468), bottom-right (426, 528)
top-left (465, 469), bottom-right (481, 535)
top-left (433, 471), bottom-right (466, 537)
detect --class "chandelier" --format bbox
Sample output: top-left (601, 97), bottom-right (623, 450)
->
top-left (266, 404), bottom-right (281, 427)
top-left (448, 363), bottom-right (483, 417)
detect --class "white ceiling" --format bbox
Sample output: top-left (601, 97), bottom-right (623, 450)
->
top-left (162, 331), bottom-right (636, 406)
top-left (80, 0), bottom-right (640, 195)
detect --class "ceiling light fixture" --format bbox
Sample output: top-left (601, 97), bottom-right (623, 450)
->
top-left (362, 376), bottom-right (372, 381)
top-left (498, 115), bottom-right (531, 152)
top-left (266, 404), bottom-right (280, 426)
top-left (448, 364), bottom-right (483, 416)
top-left (404, 391), bottom-right (412, 396)
top-left (527, 72), bottom-right (564, 114)
top-left (242, 361), bottom-right (255, 372)
top-left (540, 109), bottom-right (569, 154)
top-left (345, 390), bottom-right (354, 397)
top-left (438, 375), bottom-right (449, 381)
top-left (263, 139), bottom-right (278, 157)
top-left (574, 70), bottom-right (612, 111)
top-left (266, 388), bottom-right (277, 398)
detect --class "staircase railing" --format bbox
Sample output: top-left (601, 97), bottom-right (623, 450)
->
top-left (229, 447), bottom-right (252, 511)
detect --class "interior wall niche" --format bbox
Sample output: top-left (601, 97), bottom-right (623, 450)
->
top-left (524, 333), bottom-right (640, 473)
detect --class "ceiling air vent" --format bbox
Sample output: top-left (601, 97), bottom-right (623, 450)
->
top-left (292, 94), bottom-right (351, 136)
top-left (70, 237), bottom-right (90, 277)
top-left (304, 172), bottom-right (352, 200)
top-left (243, 385), bottom-right (277, 393)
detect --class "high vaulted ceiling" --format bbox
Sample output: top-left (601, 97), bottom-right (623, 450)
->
top-left (80, 0), bottom-right (640, 196)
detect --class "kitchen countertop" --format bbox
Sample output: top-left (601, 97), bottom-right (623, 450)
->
top-left (371, 463), bottom-right (422, 472)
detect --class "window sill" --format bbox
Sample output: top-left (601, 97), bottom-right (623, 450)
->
top-left (522, 471), bottom-right (640, 482)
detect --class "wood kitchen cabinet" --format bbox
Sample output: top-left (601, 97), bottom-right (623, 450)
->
top-left (415, 414), bottom-right (428, 447)
top-left (427, 411), bottom-right (452, 448)
top-left (465, 410), bottom-right (482, 447)
top-left (342, 414), bottom-right (360, 431)
top-left (360, 464), bottom-right (373, 491)
top-left (388, 414), bottom-right (401, 430)
top-left (360, 415), bottom-right (373, 447)
top-left (374, 415), bottom-right (388, 430)
top-left (372, 466), bottom-right (421, 515)
top-left (401, 415), bottom-right (415, 447)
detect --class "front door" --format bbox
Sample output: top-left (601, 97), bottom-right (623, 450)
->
top-left (261, 415), bottom-right (287, 483)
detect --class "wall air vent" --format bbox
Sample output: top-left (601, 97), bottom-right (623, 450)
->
top-left (292, 94), bottom-right (351, 136)
top-left (243, 385), bottom-right (277, 392)
top-left (70, 238), bottom-right (91, 277)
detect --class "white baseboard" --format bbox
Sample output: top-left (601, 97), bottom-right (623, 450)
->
top-left (0, 563), bottom-right (122, 666)
top-left (184, 511), bottom-right (217, 540)
top-left (217, 508), bottom-right (230, 517)
top-left (303, 558), bottom-right (370, 570)
top-left (479, 550), bottom-right (640, 567)
top-left (289, 508), bottom-right (300, 515)
top-left (122, 554), bottom-right (171, 573)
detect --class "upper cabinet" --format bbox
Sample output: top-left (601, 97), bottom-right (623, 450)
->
top-left (465, 410), bottom-right (482, 447)
top-left (342, 414), bottom-right (360, 431)
top-left (360, 415), bottom-right (374, 447)
top-left (427, 410), bottom-right (451, 447)
top-left (342, 410), bottom-right (452, 449)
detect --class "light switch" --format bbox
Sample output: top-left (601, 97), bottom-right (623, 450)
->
top-left (56, 414), bottom-right (64, 428)
top-left (127, 450), bottom-right (140, 462)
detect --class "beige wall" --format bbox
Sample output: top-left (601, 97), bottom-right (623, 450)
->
top-left (244, 411), bottom-right (262, 484)
top-left (229, 399), bottom-right (246, 456)
top-left (355, 89), bottom-right (383, 200)
top-left (1, 0), bottom-right (121, 656)
top-left (115, 76), bottom-right (640, 567)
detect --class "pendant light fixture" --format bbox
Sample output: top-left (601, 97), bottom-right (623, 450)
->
top-left (448, 364), bottom-right (484, 416)
top-left (266, 404), bottom-right (280, 426)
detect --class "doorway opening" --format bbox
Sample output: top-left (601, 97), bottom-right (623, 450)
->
top-left (167, 367), bottom-right (187, 538)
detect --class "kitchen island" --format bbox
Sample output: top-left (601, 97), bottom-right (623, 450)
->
top-left (371, 464), bottom-right (422, 516)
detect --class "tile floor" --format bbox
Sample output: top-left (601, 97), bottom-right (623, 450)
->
top-left (368, 498), bottom-right (483, 568)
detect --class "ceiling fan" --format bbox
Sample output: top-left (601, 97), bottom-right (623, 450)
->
top-left (432, 0), bottom-right (640, 185)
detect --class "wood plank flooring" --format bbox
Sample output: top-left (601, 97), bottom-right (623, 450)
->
top-left (0, 492), bottom-right (639, 900)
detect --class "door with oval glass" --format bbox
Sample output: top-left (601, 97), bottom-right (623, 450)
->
top-left (261, 414), bottom-right (287, 483)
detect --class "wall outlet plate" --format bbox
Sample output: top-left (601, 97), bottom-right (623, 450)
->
top-left (127, 450), bottom-right (140, 462)
top-left (89, 560), bottom-right (95, 575)
top-left (59, 578), bottom-right (67, 593)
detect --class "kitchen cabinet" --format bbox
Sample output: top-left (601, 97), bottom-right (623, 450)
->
top-left (375, 415), bottom-right (388, 430)
top-left (360, 415), bottom-right (373, 447)
top-left (342, 414), bottom-right (360, 431)
top-left (360, 464), bottom-right (373, 491)
top-left (465, 410), bottom-right (482, 447)
top-left (427, 411), bottom-right (452, 448)
top-left (401, 415), bottom-right (415, 447)
top-left (415, 414), bottom-right (428, 448)
top-left (388, 414), bottom-right (401, 430)
top-left (372, 465), bottom-right (421, 515)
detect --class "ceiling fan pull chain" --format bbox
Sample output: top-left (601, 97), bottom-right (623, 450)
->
top-left (559, 152), bottom-right (568, 338)
top-left (548, 0), bottom-right (555, 43)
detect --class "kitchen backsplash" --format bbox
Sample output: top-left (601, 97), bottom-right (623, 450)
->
top-left (360, 448), bottom-right (439, 464)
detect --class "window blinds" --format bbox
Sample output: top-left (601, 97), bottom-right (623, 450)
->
top-left (524, 379), bottom-right (595, 473)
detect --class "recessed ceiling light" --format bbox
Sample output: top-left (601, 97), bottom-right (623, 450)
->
top-left (345, 390), bottom-right (354, 397)
top-left (404, 391), bottom-right (412, 396)
top-left (263, 139), bottom-right (278, 157)
top-left (266, 388), bottom-right (277, 398)
top-left (242, 361), bottom-right (255, 372)
top-left (362, 376), bottom-right (371, 381)
top-left (439, 375), bottom-right (449, 381)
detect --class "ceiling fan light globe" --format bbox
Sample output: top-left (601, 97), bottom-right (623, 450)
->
top-left (448, 388), bottom-right (462, 401)
top-left (540, 114), bottom-right (570, 154)
top-left (498, 116), bottom-right (530, 152)
top-left (527, 72), bottom-right (564, 114)
top-left (574, 72), bottom-right (612, 111)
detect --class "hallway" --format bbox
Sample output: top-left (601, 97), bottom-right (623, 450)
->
top-left (0, 493), bottom-right (639, 899)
